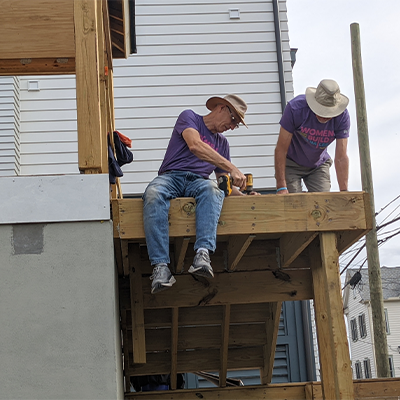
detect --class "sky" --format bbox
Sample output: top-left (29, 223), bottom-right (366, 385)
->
top-left (286, 0), bottom-right (400, 268)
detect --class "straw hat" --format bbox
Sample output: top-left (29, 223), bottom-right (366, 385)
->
top-left (305, 79), bottom-right (349, 118)
top-left (206, 94), bottom-right (248, 127)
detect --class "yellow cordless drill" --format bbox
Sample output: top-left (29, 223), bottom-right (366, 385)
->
top-left (218, 174), bottom-right (253, 196)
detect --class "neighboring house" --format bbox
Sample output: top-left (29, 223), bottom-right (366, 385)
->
top-left (343, 267), bottom-right (400, 379)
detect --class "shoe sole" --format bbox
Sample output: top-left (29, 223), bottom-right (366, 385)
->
top-left (188, 265), bottom-right (214, 278)
top-left (151, 276), bottom-right (176, 294)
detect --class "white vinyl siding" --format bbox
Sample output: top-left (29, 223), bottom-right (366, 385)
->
top-left (113, 0), bottom-right (293, 195)
top-left (384, 300), bottom-right (400, 378)
top-left (0, 77), bottom-right (20, 176)
top-left (9, 0), bottom-right (293, 196)
top-left (18, 76), bottom-right (78, 176)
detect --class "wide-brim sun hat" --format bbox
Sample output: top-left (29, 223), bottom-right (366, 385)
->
top-left (305, 79), bottom-right (349, 118)
top-left (206, 94), bottom-right (248, 128)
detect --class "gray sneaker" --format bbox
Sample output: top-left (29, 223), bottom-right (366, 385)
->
top-left (188, 250), bottom-right (214, 278)
top-left (150, 265), bottom-right (176, 294)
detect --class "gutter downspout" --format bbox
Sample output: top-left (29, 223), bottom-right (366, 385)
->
top-left (272, 0), bottom-right (287, 113)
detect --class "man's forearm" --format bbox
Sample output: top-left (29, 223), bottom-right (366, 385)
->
top-left (335, 155), bottom-right (349, 191)
top-left (190, 141), bottom-right (245, 188)
top-left (274, 148), bottom-right (287, 189)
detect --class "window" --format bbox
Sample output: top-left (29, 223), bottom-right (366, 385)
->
top-left (358, 313), bottom-right (367, 338)
top-left (350, 318), bottom-right (358, 342)
top-left (363, 358), bottom-right (372, 379)
top-left (389, 356), bottom-right (395, 378)
top-left (384, 308), bottom-right (390, 334)
top-left (354, 361), bottom-right (362, 379)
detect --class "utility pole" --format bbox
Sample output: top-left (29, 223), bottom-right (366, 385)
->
top-left (350, 22), bottom-right (390, 378)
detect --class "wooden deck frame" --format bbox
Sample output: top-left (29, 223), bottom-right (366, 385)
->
top-left (124, 378), bottom-right (400, 399)
top-left (113, 191), bottom-right (376, 399)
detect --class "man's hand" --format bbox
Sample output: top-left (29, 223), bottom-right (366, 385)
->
top-left (230, 167), bottom-right (246, 191)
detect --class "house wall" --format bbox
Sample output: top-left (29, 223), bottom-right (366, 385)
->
top-left (384, 299), bottom-right (400, 377)
top-left (0, 76), bottom-right (20, 176)
top-left (0, 175), bottom-right (123, 400)
top-left (11, 0), bottom-right (293, 196)
top-left (346, 286), bottom-right (376, 379)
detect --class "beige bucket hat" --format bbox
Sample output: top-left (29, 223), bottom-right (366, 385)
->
top-left (305, 79), bottom-right (349, 118)
top-left (206, 94), bottom-right (248, 127)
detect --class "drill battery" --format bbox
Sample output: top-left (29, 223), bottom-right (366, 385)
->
top-left (217, 175), bottom-right (233, 197)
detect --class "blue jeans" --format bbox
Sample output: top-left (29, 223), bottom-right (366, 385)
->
top-left (143, 171), bottom-right (225, 266)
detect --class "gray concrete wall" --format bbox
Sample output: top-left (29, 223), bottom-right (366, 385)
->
top-left (0, 220), bottom-right (123, 399)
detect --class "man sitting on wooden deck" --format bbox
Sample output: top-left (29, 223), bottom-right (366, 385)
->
top-left (143, 94), bottom-right (251, 294)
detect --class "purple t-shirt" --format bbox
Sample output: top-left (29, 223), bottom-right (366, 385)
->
top-left (158, 109), bottom-right (230, 178)
top-left (280, 94), bottom-right (350, 168)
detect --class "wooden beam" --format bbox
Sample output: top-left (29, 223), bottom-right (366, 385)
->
top-left (170, 307), bottom-right (178, 390)
top-left (127, 346), bottom-right (264, 376)
top-left (260, 301), bottom-right (282, 384)
top-left (74, 0), bottom-right (103, 172)
top-left (226, 235), bottom-right (256, 271)
top-left (173, 237), bottom-right (191, 274)
top-left (129, 243), bottom-right (146, 364)
top-left (219, 304), bottom-right (230, 387)
top-left (311, 233), bottom-right (353, 399)
top-left (142, 303), bottom-right (277, 328)
top-left (0, 0), bottom-right (75, 59)
top-left (123, 378), bottom-right (400, 399)
top-left (115, 192), bottom-right (370, 240)
top-left (143, 323), bottom-right (266, 352)
top-left (280, 232), bottom-right (317, 268)
top-left (125, 382), bottom-right (308, 399)
top-left (142, 269), bottom-right (313, 309)
top-left (0, 58), bottom-right (75, 75)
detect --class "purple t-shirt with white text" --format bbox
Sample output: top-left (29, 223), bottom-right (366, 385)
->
top-left (158, 109), bottom-right (230, 178)
top-left (280, 94), bottom-right (350, 168)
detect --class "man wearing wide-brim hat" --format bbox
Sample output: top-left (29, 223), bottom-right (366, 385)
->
top-left (143, 94), bottom-right (253, 295)
top-left (274, 79), bottom-right (350, 194)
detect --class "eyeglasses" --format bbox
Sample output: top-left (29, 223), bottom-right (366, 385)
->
top-left (226, 106), bottom-right (240, 129)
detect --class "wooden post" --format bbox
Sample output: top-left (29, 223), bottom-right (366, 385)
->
top-left (219, 304), bottom-right (230, 387)
top-left (260, 302), bottom-right (282, 385)
top-left (351, 22), bottom-right (390, 377)
top-left (74, 0), bottom-right (103, 173)
top-left (311, 234), bottom-right (353, 399)
top-left (129, 243), bottom-right (146, 364)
